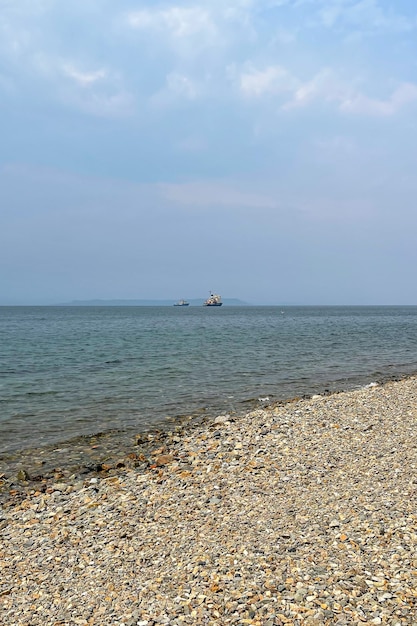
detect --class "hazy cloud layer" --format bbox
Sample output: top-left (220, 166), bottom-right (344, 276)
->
top-left (1, 0), bottom-right (417, 303)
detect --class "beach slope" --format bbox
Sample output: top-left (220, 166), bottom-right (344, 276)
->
top-left (1, 377), bottom-right (417, 625)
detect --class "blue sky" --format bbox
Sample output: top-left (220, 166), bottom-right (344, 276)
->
top-left (1, 0), bottom-right (417, 305)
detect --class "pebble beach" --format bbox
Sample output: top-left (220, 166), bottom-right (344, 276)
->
top-left (1, 376), bottom-right (417, 625)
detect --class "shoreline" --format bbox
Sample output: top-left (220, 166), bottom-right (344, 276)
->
top-left (1, 371), bottom-right (414, 498)
top-left (2, 375), bottom-right (417, 624)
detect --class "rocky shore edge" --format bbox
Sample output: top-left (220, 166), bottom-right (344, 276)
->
top-left (0, 374), bottom-right (412, 505)
top-left (1, 376), bottom-right (417, 625)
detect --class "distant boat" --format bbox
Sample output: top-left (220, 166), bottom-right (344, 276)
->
top-left (173, 299), bottom-right (190, 306)
top-left (203, 292), bottom-right (223, 307)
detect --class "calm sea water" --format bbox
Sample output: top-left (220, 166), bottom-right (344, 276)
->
top-left (1, 306), bottom-right (417, 459)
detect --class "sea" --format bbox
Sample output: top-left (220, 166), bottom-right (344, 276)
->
top-left (1, 305), bottom-right (417, 474)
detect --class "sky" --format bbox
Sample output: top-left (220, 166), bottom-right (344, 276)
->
top-left (1, 0), bottom-right (417, 305)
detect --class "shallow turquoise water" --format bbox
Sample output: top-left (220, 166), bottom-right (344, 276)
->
top-left (1, 305), bottom-right (417, 454)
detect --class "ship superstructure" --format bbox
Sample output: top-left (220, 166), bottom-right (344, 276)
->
top-left (203, 292), bottom-right (223, 306)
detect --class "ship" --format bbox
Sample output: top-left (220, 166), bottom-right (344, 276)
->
top-left (173, 299), bottom-right (190, 306)
top-left (203, 292), bottom-right (223, 306)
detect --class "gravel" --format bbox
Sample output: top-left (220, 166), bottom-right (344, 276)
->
top-left (1, 377), bottom-right (417, 625)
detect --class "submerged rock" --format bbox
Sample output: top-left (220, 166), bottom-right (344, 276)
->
top-left (16, 469), bottom-right (30, 482)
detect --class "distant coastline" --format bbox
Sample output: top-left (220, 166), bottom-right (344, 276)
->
top-left (55, 298), bottom-right (250, 306)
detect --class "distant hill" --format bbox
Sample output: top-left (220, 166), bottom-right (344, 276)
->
top-left (56, 298), bottom-right (250, 307)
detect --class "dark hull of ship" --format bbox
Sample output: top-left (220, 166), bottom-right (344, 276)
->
top-left (204, 303), bottom-right (223, 306)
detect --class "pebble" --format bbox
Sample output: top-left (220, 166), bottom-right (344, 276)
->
top-left (1, 377), bottom-right (417, 624)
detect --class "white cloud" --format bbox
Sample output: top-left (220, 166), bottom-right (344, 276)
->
top-left (62, 64), bottom-right (107, 86)
top-left (125, 3), bottom-right (262, 57)
top-left (283, 68), bottom-right (349, 109)
top-left (240, 65), bottom-right (296, 97)
top-left (30, 54), bottom-right (134, 117)
top-left (270, 28), bottom-right (297, 45)
top-left (237, 65), bottom-right (351, 110)
top-left (339, 82), bottom-right (417, 116)
top-left (0, 0), bottom-right (54, 60)
top-left (1, 0), bottom-right (417, 123)
top-left (284, 69), bottom-right (417, 117)
top-left (0, 16), bottom-right (31, 60)
top-left (150, 72), bottom-right (204, 108)
top-left (165, 73), bottom-right (199, 99)
top-left (127, 7), bottom-right (217, 40)
top-left (0, 5), bottom-right (133, 117)
top-left (61, 89), bottom-right (135, 118)
top-left (240, 63), bottom-right (417, 117)
top-left (319, 1), bottom-right (344, 28)
top-left (0, 0), bottom-right (52, 12)
top-left (317, 0), bottom-right (416, 33)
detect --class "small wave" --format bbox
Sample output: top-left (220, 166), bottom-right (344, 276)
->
top-left (0, 369), bottom-right (34, 375)
top-left (25, 391), bottom-right (59, 397)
